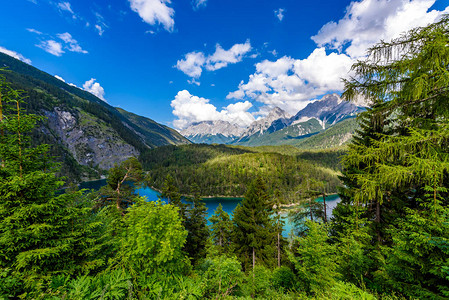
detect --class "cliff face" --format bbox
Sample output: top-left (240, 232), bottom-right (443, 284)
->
top-left (45, 107), bottom-right (139, 170)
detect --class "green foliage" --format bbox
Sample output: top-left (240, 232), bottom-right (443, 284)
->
top-left (209, 203), bottom-right (233, 255)
top-left (233, 177), bottom-right (277, 271)
top-left (336, 226), bottom-right (374, 286)
top-left (378, 200), bottom-right (449, 298)
top-left (160, 174), bottom-right (183, 206)
top-left (288, 221), bottom-right (340, 294)
top-left (293, 117), bottom-right (359, 150)
top-left (271, 266), bottom-right (296, 291)
top-left (239, 265), bottom-right (273, 297)
top-left (42, 269), bottom-right (133, 299)
top-left (119, 199), bottom-right (189, 294)
top-left (289, 200), bottom-right (325, 235)
top-left (144, 144), bottom-right (342, 202)
top-left (97, 157), bottom-right (143, 213)
top-left (316, 281), bottom-right (377, 300)
top-left (333, 15), bottom-right (449, 298)
top-left (0, 268), bottom-right (23, 298)
top-left (200, 255), bottom-right (243, 298)
top-left (0, 78), bottom-right (101, 295)
top-left (184, 183), bottom-right (210, 265)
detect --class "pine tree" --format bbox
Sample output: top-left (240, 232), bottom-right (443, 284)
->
top-left (160, 174), bottom-right (186, 219)
top-left (97, 157), bottom-right (143, 214)
top-left (338, 16), bottom-right (449, 296)
top-left (184, 183), bottom-right (209, 265)
top-left (342, 16), bottom-right (449, 207)
top-left (0, 77), bottom-right (100, 291)
top-left (232, 176), bottom-right (276, 271)
top-left (288, 221), bottom-right (340, 294)
top-left (272, 191), bottom-right (285, 268)
top-left (209, 203), bottom-right (233, 255)
top-left (333, 107), bottom-right (402, 245)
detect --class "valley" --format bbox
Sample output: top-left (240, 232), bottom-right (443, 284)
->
top-left (1, 5), bottom-right (448, 299)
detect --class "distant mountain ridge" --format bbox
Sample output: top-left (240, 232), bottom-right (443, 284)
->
top-left (289, 93), bottom-right (360, 129)
top-left (0, 52), bottom-right (190, 181)
top-left (181, 120), bottom-right (244, 144)
top-left (180, 93), bottom-right (364, 147)
top-left (240, 107), bottom-right (292, 138)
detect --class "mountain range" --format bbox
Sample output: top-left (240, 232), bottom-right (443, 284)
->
top-left (182, 93), bottom-right (364, 147)
top-left (0, 51), bottom-right (363, 182)
top-left (0, 52), bottom-right (190, 182)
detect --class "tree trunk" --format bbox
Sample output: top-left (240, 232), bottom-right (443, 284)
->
top-left (323, 193), bottom-right (327, 223)
top-left (310, 199), bottom-right (313, 221)
top-left (16, 101), bottom-right (22, 177)
top-left (277, 231), bottom-right (281, 267)
top-left (376, 198), bottom-right (381, 243)
top-left (252, 247), bottom-right (255, 273)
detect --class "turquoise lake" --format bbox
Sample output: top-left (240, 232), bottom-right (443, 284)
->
top-left (80, 179), bottom-right (341, 237)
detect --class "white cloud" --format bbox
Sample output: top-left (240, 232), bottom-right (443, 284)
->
top-left (176, 40), bottom-right (252, 78)
top-left (83, 78), bottom-right (106, 101)
top-left (192, 0), bottom-right (207, 10)
top-left (37, 40), bottom-right (64, 56)
top-left (95, 25), bottom-right (104, 36)
top-left (128, 0), bottom-right (175, 32)
top-left (94, 12), bottom-right (109, 36)
top-left (274, 8), bottom-right (285, 21)
top-left (176, 52), bottom-right (206, 78)
top-left (187, 78), bottom-right (201, 86)
top-left (54, 75), bottom-right (65, 82)
top-left (57, 1), bottom-right (73, 13)
top-left (312, 0), bottom-right (449, 58)
top-left (0, 47), bottom-right (32, 65)
top-left (206, 41), bottom-right (252, 71)
top-left (57, 1), bottom-right (76, 19)
top-left (54, 75), bottom-right (78, 87)
top-left (227, 49), bottom-right (353, 114)
top-left (26, 28), bottom-right (42, 35)
top-left (57, 32), bottom-right (88, 54)
top-left (171, 90), bottom-right (255, 129)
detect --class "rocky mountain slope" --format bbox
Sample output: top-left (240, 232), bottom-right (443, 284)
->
top-left (0, 53), bottom-right (190, 181)
top-left (235, 107), bottom-right (292, 144)
top-left (234, 94), bottom-right (363, 146)
top-left (180, 94), bottom-right (364, 147)
top-left (181, 120), bottom-right (244, 144)
top-left (293, 117), bottom-right (359, 149)
top-left (289, 93), bottom-right (361, 129)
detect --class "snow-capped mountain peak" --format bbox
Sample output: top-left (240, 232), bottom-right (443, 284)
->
top-left (291, 94), bottom-right (360, 128)
top-left (181, 120), bottom-right (244, 138)
top-left (240, 107), bottom-right (292, 138)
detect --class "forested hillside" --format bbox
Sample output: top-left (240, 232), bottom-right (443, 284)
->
top-left (293, 117), bottom-right (359, 149)
top-left (142, 144), bottom-right (343, 202)
top-left (0, 53), bottom-right (190, 181)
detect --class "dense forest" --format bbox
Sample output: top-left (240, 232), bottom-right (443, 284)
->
top-left (142, 144), bottom-right (344, 202)
top-left (1, 17), bottom-right (449, 300)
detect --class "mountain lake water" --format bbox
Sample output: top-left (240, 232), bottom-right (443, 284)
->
top-left (79, 179), bottom-right (341, 237)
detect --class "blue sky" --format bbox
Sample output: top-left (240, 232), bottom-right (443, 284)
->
top-left (1, 0), bottom-right (448, 129)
